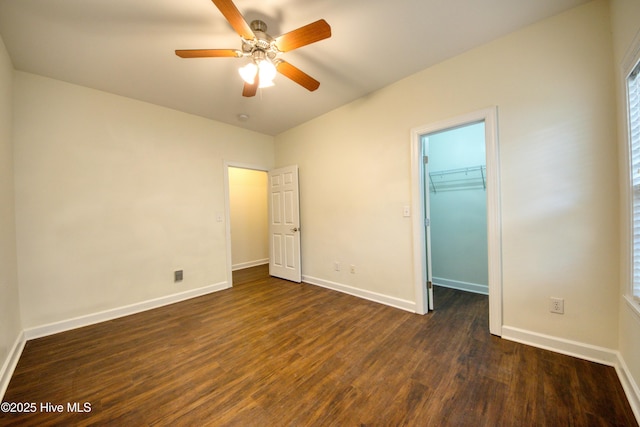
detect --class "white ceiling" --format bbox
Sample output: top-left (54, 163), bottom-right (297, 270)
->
top-left (0, 0), bottom-right (589, 135)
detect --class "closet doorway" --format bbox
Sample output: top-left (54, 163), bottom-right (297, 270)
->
top-left (426, 122), bottom-right (488, 296)
top-left (410, 107), bottom-right (502, 336)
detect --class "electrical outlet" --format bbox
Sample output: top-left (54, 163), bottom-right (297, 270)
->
top-left (334, 262), bottom-right (340, 272)
top-left (350, 264), bottom-right (356, 274)
top-left (550, 297), bottom-right (564, 314)
top-left (174, 270), bottom-right (183, 282)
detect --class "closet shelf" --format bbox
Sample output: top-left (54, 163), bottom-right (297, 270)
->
top-left (429, 165), bottom-right (486, 193)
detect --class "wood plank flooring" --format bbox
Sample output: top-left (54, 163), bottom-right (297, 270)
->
top-left (1, 264), bottom-right (637, 426)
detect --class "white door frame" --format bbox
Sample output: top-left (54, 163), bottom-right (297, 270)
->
top-left (410, 107), bottom-right (503, 336)
top-left (223, 161), bottom-right (269, 286)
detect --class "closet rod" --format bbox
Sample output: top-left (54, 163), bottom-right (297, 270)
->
top-left (429, 165), bottom-right (486, 193)
top-left (429, 165), bottom-right (486, 177)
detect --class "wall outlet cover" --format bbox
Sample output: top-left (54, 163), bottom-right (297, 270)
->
top-left (550, 297), bottom-right (564, 314)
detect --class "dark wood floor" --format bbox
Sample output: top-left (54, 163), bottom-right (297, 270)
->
top-left (1, 265), bottom-right (637, 426)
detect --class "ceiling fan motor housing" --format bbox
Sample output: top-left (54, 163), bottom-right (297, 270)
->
top-left (242, 19), bottom-right (278, 60)
top-left (242, 20), bottom-right (277, 60)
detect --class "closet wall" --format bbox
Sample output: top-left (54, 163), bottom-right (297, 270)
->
top-left (428, 122), bottom-right (488, 294)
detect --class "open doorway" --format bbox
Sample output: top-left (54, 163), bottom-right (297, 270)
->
top-left (224, 165), bottom-right (269, 285)
top-left (224, 163), bottom-right (302, 286)
top-left (426, 122), bottom-right (488, 295)
top-left (410, 107), bottom-right (502, 336)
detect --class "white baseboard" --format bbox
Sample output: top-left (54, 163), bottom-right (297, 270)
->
top-left (502, 325), bottom-right (619, 365)
top-left (615, 352), bottom-right (640, 423)
top-left (0, 331), bottom-right (26, 401)
top-left (502, 325), bottom-right (640, 423)
top-left (302, 275), bottom-right (416, 313)
top-left (24, 281), bottom-right (230, 340)
top-left (232, 259), bottom-right (269, 271)
top-left (433, 277), bottom-right (488, 295)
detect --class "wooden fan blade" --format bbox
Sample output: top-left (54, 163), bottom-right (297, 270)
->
top-left (274, 19), bottom-right (331, 52)
top-left (175, 49), bottom-right (240, 58)
top-left (275, 60), bottom-right (320, 91)
top-left (211, 0), bottom-right (254, 40)
top-left (242, 74), bottom-right (259, 97)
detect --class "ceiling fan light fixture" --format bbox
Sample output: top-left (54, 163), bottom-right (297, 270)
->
top-left (257, 59), bottom-right (276, 87)
top-left (239, 62), bottom-right (258, 84)
top-left (239, 58), bottom-right (276, 88)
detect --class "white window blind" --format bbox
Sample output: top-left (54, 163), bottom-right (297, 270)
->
top-left (629, 60), bottom-right (640, 300)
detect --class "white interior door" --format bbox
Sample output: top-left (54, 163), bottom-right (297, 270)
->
top-left (268, 165), bottom-right (301, 282)
top-left (423, 140), bottom-right (434, 311)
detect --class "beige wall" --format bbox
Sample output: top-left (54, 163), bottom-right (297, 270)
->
top-left (276, 1), bottom-right (619, 348)
top-left (13, 72), bottom-right (274, 328)
top-left (229, 167), bottom-right (268, 269)
top-left (611, 0), bottom-right (640, 410)
top-left (0, 36), bottom-right (21, 384)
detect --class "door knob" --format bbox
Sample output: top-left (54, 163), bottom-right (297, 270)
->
top-left (291, 227), bottom-right (299, 232)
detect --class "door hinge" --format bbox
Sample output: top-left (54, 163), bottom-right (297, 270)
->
top-left (423, 155), bottom-right (429, 164)
top-left (427, 280), bottom-right (433, 290)
top-left (425, 218), bottom-right (430, 227)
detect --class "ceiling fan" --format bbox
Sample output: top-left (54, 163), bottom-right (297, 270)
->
top-left (175, 0), bottom-right (332, 97)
